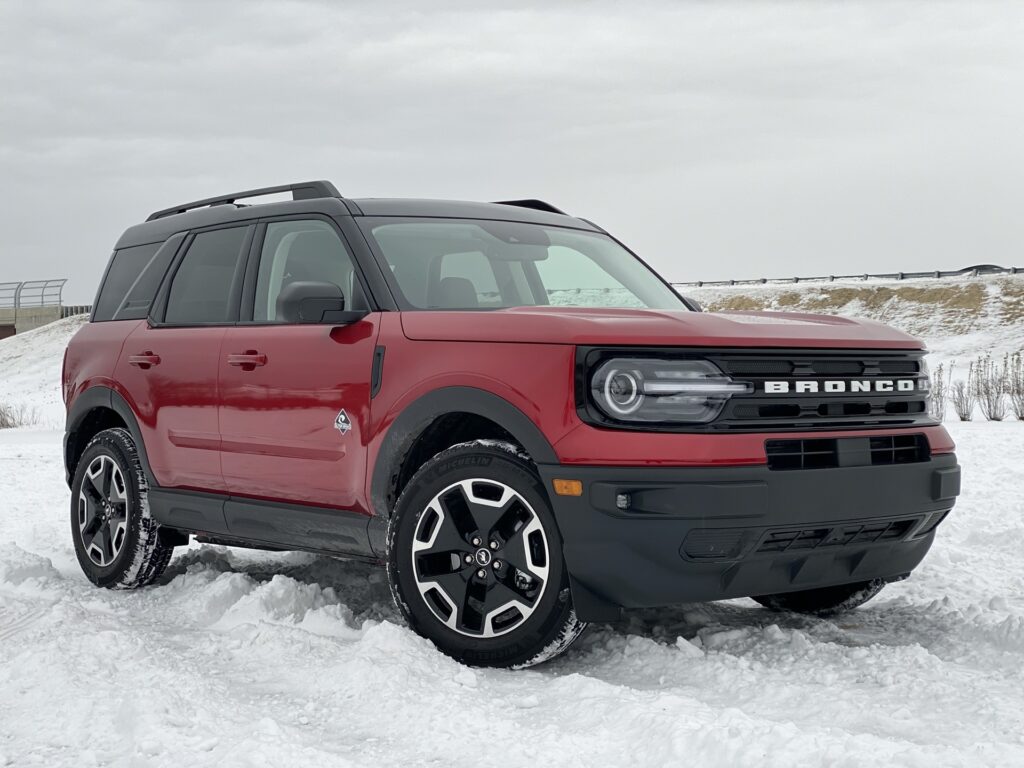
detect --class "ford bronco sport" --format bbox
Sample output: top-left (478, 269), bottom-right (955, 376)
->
top-left (63, 180), bottom-right (961, 667)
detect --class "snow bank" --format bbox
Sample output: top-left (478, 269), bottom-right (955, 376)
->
top-left (0, 314), bottom-right (87, 429)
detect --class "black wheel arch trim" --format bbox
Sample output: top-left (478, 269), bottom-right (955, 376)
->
top-left (369, 386), bottom-right (559, 520)
top-left (64, 386), bottom-right (157, 488)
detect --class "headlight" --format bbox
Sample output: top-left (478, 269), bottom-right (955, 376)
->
top-left (590, 358), bottom-right (751, 424)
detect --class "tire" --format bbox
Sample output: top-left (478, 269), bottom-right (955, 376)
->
top-left (70, 428), bottom-right (176, 589)
top-left (753, 578), bottom-right (886, 617)
top-left (387, 441), bottom-right (587, 668)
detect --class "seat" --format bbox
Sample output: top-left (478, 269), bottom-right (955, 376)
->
top-left (432, 276), bottom-right (479, 309)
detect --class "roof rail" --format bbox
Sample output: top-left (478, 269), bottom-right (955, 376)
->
top-left (146, 180), bottom-right (342, 221)
top-left (492, 199), bottom-right (567, 215)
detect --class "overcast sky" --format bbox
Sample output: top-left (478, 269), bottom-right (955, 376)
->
top-left (2, 0), bottom-right (1023, 302)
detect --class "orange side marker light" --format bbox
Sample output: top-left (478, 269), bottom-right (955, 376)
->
top-left (552, 479), bottom-right (583, 497)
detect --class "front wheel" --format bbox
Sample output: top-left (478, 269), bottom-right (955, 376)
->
top-left (387, 442), bottom-right (587, 668)
top-left (753, 578), bottom-right (886, 617)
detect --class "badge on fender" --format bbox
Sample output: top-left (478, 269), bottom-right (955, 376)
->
top-left (334, 409), bottom-right (352, 435)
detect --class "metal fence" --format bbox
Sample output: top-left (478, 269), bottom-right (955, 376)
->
top-left (0, 279), bottom-right (68, 308)
top-left (674, 265), bottom-right (1023, 289)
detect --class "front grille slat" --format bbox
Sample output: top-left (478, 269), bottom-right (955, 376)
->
top-left (766, 434), bottom-right (929, 471)
top-left (705, 350), bottom-right (931, 431)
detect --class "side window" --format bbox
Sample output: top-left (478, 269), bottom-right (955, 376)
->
top-left (92, 243), bottom-right (161, 321)
top-left (165, 227), bottom-right (249, 325)
top-left (112, 235), bottom-right (184, 321)
top-left (436, 251), bottom-right (500, 308)
top-left (253, 220), bottom-right (363, 323)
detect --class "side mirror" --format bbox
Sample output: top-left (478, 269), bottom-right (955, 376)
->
top-left (683, 296), bottom-right (703, 312)
top-left (276, 281), bottom-right (367, 324)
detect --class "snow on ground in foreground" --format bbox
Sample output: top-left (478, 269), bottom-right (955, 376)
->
top-left (0, 427), bottom-right (1022, 766)
top-left (2, 315), bottom-right (1024, 766)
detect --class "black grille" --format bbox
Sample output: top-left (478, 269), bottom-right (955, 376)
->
top-left (757, 517), bottom-right (919, 553)
top-left (765, 434), bottom-right (929, 471)
top-left (708, 349), bottom-right (931, 431)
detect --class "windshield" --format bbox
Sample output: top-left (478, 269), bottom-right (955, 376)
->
top-left (358, 218), bottom-right (687, 311)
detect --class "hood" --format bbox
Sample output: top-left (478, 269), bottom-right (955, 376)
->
top-left (400, 307), bottom-right (923, 349)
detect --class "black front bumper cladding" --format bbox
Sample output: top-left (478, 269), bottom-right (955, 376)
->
top-left (537, 454), bottom-right (960, 622)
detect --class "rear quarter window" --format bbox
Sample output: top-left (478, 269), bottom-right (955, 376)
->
top-left (92, 243), bottom-right (162, 321)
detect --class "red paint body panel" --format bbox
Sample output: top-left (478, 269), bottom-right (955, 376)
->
top-left (219, 318), bottom-right (380, 511)
top-left (400, 307), bottom-right (924, 349)
top-left (67, 307), bottom-right (954, 519)
top-left (62, 320), bottom-right (134, 406)
top-left (112, 322), bottom-right (227, 491)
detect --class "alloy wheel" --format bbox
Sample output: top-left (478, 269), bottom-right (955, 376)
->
top-left (411, 478), bottom-right (550, 638)
top-left (77, 455), bottom-right (129, 567)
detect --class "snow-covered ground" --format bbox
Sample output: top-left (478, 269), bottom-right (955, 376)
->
top-left (2, 315), bottom-right (1024, 766)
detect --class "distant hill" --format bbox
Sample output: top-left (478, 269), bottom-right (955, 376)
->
top-left (685, 273), bottom-right (1024, 375)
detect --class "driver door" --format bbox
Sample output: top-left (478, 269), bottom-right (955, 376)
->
top-left (218, 217), bottom-right (379, 523)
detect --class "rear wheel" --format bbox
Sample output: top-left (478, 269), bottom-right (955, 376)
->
top-left (753, 579), bottom-right (886, 617)
top-left (70, 428), bottom-right (176, 589)
top-left (387, 442), bottom-right (586, 668)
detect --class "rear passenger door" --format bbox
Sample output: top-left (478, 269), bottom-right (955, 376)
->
top-left (114, 224), bottom-right (253, 492)
top-left (218, 217), bottom-right (379, 526)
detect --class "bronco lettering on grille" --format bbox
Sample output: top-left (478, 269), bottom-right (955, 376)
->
top-left (763, 380), bottom-right (921, 394)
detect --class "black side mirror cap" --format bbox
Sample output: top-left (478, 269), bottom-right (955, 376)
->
top-left (683, 296), bottom-right (703, 312)
top-left (276, 281), bottom-right (368, 324)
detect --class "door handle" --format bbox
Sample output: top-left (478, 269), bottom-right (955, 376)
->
top-left (227, 351), bottom-right (268, 371)
top-left (127, 352), bottom-right (161, 369)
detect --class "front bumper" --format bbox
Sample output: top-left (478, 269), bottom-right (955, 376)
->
top-left (537, 454), bottom-right (960, 621)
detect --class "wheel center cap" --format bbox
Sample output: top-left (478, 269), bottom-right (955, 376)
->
top-left (474, 548), bottom-right (492, 566)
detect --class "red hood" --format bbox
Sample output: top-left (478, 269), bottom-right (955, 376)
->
top-left (400, 307), bottom-right (923, 349)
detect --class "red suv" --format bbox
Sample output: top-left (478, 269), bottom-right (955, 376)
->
top-left (63, 180), bottom-right (961, 667)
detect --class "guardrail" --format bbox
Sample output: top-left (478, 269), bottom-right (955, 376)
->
top-left (674, 265), bottom-right (1023, 288)
top-left (0, 279), bottom-right (68, 308)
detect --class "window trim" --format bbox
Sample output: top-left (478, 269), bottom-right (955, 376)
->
top-left (148, 222), bottom-right (256, 328)
top-left (237, 213), bottom-right (377, 325)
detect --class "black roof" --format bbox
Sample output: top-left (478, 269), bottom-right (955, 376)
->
top-left (116, 180), bottom-right (598, 249)
top-left (349, 198), bottom-right (592, 228)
